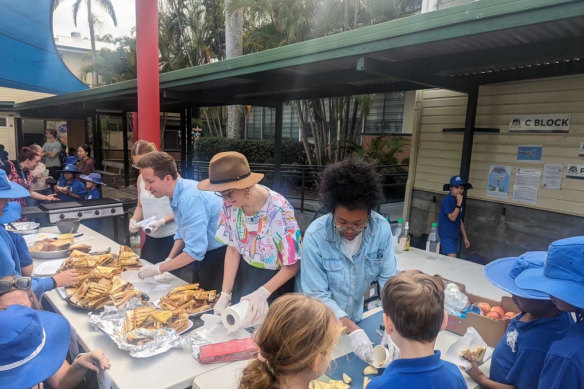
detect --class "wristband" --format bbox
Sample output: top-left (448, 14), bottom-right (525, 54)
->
top-left (73, 353), bottom-right (87, 369)
top-left (455, 205), bottom-right (461, 209)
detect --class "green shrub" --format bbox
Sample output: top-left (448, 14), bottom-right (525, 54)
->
top-left (193, 137), bottom-right (307, 164)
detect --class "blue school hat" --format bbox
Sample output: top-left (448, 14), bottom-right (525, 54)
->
top-left (80, 172), bottom-right (106, 186)
top-left (443, 176), bottom-right (473, 191)
top-left (64, 156), bottom-right (78, 165)
top-left (484, 251), bottom-right (549, 299)
top-left (59, 164), bottom-right (80, 174)
top-left (516, 236), bottom-right (584, 309)
top-left (0, 305), bottom-right (71, 389)
top-left (0, 170), bottom-right (29, 199)
top-left (0, 202), bottom-right (22, 224)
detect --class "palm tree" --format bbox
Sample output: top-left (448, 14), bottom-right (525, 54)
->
top-left (54, 0), bottom-right (118, 87)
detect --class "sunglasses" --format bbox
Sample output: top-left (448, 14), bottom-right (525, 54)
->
top-left (214, 189), bottom-right (235, 200)
top-left (0, 277), bottom-right (32, 295)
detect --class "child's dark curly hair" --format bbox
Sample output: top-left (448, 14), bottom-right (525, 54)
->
top-left (321, 159), bottom-right (383, 213)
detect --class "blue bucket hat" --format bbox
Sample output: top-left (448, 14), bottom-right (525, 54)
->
top-left (484, 251), bottom-right (549, 299)
top-left (64, 156), bottom-right (79, 165)
top-left (80, 172), bottom-right (106, 186)
top-left (59, 164), bottom-right (80, 174)
top-left (0, 170), bottom-right (29, 199)
top-left (516, 236), bottom-right (584, 309)
top-left (443, 175), bottom-right (473, 191)
top-left (0, 202), bottom-right (22, 224)
top-left (0, 305), bottom-right (71, 389)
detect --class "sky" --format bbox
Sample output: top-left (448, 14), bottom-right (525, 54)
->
top-left (52, 0), bottom-right (136, 39)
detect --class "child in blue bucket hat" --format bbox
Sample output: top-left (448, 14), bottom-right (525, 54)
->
top-left (56, 163), bottom-right (86, 202)
top-left (515, 236), bottom-right (584, 389)
top-left (80, 172), bottom-right (106, 200)
top-left (438, 176), bottom-right (472, 257)
top-left (465, 251), bottom-right (573, 388)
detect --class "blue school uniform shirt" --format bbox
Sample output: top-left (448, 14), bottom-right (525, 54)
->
top-left (85, 188), bottom-right (101, 200)
top-left (538, 321), bottom-right (584, 389)
top-left (60, 179), bottom-right (86, 202)
top-left (367, 351), bottom-right (466, 389)
top-left (438, 194), bottom-right (461, 240)
top-left (490, 312), bottom-right (574, 388)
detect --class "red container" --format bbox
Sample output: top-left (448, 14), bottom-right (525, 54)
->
top-left (198, 338), bottom-right (258, 364)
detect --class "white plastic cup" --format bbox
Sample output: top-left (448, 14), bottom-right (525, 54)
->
top-left (371, 345), bottom-right (389, 368)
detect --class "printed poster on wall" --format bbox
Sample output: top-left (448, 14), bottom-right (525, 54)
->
top-left (513, 168), bottom-right (541, 204)
top-left (487, 165), bottom-right (511, 199)
top-left (567, 164), bottom-right (584, 179)
top-left (509, 113), bottom-right (571, 133)
top-left (517, 145), bottom-right (543, 161)
top-left (542, 164), bottom-right (564, 190)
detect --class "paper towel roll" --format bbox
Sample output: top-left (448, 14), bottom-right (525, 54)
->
top-left (221, 300), bottom-right (263, 333)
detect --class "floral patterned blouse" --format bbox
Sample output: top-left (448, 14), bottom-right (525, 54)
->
top-left (5, 161), bottom-right (33, 207)
top-left (215, 188), bottom-right (301, 270)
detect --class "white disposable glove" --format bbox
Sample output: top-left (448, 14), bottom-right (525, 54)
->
top-left (147, 218), bottom-right (166, 233)
top-left (349, 328), bottom-right (374, 363)
top-left (129, 218), bottom-right (140, 233)
top-left (213, 292), bottom-right (232, 316)
top-left (138, 264), bottom-right (161, 279)
top-left (241, 286), bottom-right (271, 324)
top-left (380, 332), bottom-right (401, 367)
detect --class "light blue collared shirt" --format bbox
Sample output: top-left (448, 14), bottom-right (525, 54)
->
top-left (299, 211), bottom-right (398, 322)
top-left (170, 178), bottom-right (224, 261)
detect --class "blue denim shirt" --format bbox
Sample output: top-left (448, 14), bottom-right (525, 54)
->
top-left (170, 178), bottom-right (224, 261)
top-left (299, 211), bottom-right (398, 321)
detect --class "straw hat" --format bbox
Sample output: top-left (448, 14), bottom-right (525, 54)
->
top-left (197, 152), bottom-right (264, 191)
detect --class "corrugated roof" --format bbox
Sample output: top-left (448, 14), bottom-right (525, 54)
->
top-left (15, 0), bottom-right (584, 118)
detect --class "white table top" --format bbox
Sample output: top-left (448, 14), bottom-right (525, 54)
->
top-left (33, 225), bottom-right (234, 389)
top-left (192, 249), bottom-right (501, 389)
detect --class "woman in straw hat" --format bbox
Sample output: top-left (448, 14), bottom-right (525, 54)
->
top-left (198, 152), bottom-right (301, 324)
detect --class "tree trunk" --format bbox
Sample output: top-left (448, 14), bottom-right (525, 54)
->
top-left (293, 101), bottom-right (313, 165)
top-left (225, 0), bottom-right (243, 138)
top-left (87, 0), bottom-right (98, 86)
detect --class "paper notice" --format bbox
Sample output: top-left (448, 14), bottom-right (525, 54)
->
top-left (543, 164), bottom-right (563, 190)
top-left (487, 166), bottom-right (511, 199)
top-left (513, 168), bottom-right (541, 204)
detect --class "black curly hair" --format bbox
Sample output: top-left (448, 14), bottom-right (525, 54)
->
top-left (321, 159), bottom-right (383, 213)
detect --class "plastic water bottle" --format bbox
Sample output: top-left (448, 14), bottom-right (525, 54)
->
top-left (399, 221), bottom-right (410, 251)
top-left (393, 218), bottom-right (403, 252)
top-left (426, 223), bottom-right (440, 259)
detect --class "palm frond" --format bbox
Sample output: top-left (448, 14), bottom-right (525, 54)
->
top-left (95, 0), bottom-right (118, 26)
top-left (72, 0), bottom-right (83, 27)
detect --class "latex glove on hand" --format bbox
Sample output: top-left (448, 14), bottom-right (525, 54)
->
top-left (380, 332), bottom-right (401, 367)
top-left (129, 218), bottom-right (140, 233)
top-left (213, 292), bottom-right (232, 316)
top-left (241, 286), bottom-right (271, 324)
top-left (148, 218), bottom-right (166, 233)
top-left (138, 264), bottom-right (161, 279)
top-left (349, 328), bottom-right (374, 364)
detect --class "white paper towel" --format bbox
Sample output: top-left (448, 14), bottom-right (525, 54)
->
top-left (221, 300), bottom-right (262, 333)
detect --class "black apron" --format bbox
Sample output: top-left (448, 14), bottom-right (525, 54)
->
top-left (231, 255), bottom-right (295, 304)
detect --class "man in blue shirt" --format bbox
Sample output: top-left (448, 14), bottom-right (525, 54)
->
top-left (300, 160), bottom-right (398, 363)
top-left (369, 270), bottom-right (466, 389)
top-left (515, 236), bottom-right (584, 389)
top-left (438, 175), bottom-right (472, 257)
top-left (136, 152), bottom-right (226, 291)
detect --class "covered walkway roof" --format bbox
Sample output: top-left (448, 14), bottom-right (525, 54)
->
top-left (15, 0), bottom-right (584, 119)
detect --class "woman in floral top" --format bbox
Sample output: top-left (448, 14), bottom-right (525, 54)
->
top-left (198, 152), bottom-right (301, 324)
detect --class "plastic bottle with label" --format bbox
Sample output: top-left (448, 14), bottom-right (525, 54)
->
top-left (393, 218), bottom-right (403, 252)
top-left (398, 221), bottom-right (410, 251)
top-left (426, 222), bottom-right (440, 259)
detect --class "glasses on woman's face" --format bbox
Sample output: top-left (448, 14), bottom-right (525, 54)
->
top-left (215, 189), bottom-right (235, 200)
top-left (0, 277), bottom-right (32, 295)
top-left (334, 224), bottom-right (368, 233)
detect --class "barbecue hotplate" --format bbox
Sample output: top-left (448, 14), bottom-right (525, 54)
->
top-left (39, 198), bottom-right (121, 211)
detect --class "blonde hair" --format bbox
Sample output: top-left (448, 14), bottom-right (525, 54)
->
top-left (0, 275), bottom-right (42, 310)
top-left (239, 294), bottom-right (342, 389)
top-left (131, 140), bottom-right (157, 156)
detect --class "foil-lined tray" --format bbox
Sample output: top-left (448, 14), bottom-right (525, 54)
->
top-left (88, 298), bottom-right (189, 358)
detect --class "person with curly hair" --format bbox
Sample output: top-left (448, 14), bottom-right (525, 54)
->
top-left (299, 159), bottom-right (398, 364)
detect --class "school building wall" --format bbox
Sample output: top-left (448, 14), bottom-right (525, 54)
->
top-left (408, 74), bottom-right (584, 261)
